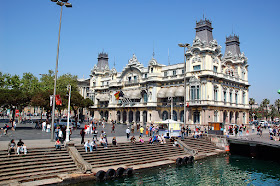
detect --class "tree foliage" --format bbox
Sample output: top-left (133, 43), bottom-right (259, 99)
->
top-left (0, 70), bottom-right (93, 120)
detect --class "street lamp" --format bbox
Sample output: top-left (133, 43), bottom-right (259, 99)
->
top-left (50, 0), bottom-right (72, 141)
top-left (66, 85), bottom-right (71, 142)
top-left (178, 43), bottom-right (189, 128)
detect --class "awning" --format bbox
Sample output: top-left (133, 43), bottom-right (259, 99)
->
top-left (131, 90), bottom-right (141, 99)
top-left (97, 94), bottom-right (109, 101)
top-left (174, 86), bottom-right (184, 97)
top-left (166, 87), bottom-right (177, 97)
top-left (123, 91), bottom-right (132, 97)
top-left (157, 88), bottom-right (168, 98)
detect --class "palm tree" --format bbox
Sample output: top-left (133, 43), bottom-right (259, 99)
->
top-left (275, 99), bottom-right (280, 113)
top-left (249, 98), bottom-right (255, 120)
top-left (261, 98), bottom-right (270, 120)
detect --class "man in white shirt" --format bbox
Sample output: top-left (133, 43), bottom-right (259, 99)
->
top-left (126, 127), bottom-right (130, 140)
top-left (100, 137), bottom-right (107, 148)
top-left (84, 140), bottom-right (92, 152)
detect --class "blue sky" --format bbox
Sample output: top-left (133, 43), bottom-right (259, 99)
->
top-left (1, 0), bottom-right (279, 104)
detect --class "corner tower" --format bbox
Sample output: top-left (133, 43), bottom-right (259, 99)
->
top-left (224, 34), bottom-right (241, 56)
top-left (195, 18), bottom-right (214, 45)
top-left (97, 52), bottom-right (109, 71)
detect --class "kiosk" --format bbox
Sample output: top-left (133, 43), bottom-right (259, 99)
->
top-left (155, 119), bottom-right (182, 138)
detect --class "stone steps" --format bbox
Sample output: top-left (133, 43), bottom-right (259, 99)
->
top-left (0, 147), bottom-right (78, 184)
top-left (78, 141), bottom-right (187, 171)
top-left (182, 137), bottom-right (219, 154)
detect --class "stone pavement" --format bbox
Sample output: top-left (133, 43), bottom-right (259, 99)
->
top-left (227, 128), bottom-right (280, 146)
top-left (0, 135), bottom-right (153, 151)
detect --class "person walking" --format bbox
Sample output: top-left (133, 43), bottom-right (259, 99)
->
top-left (80, 128), bottom-right (85, 144)
top-left (146, 125), bottom-right (149, 137)
top-left (252, 124), bottom-right (255, 133)
top-left (126, 127), bottom-right (130, 141)
top-left (181, 126), bottom-right (185, 140)
top-left (140, 126), bottom-right (144, 138)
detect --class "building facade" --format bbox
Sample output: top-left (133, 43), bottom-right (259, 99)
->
top-left (78, 19), bottom-right (250, 126)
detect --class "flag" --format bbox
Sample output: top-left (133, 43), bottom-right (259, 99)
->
top-left (119, 91), bottom-right (124, 97)
top-left (55, 95), bottom-right (62, 106)
top-left (114, 91), bottom-right (120, 100)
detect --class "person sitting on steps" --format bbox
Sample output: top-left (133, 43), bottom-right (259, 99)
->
top-left (130, 136), bottom-right (136, 144)
top-left (17, 139), bottom-right (27, 155)
top-left (112, 137), bottom-right (117, 146)
top-left (84, 140), bottom-right (92, 152)
top-left (100, 137), bottom-right (108, 148)
top-left (8, 139), bottom-right (16, 155)
top-left (55, 139), bottom-right (62, 150)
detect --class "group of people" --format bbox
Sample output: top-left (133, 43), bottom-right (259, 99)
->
top-left (228, 124), bottom-right (250, 137)
top-left (8, 139), bottom-right (27, 155)
top-left (269, 126), bottom-right (280, 141)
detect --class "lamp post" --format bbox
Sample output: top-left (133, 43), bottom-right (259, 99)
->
top-left (66, 84), bottom-right (71, 142)
top-left (168, 97), bottom-right (174, 120)
top-left (178, 43), bottom-right (189, 127)
top-left (50, 0), bottom-right (72, 141)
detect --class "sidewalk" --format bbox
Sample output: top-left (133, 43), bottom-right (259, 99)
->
top-left (0, 135), bottom-right (151, 151)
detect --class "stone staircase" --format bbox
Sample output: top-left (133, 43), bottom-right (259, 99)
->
top-left (76, 141), bottom-right (188, 172)
top-left (0, 147), bottom-right (79, 184)
top-left (181, 137), bottom-right (223, 155)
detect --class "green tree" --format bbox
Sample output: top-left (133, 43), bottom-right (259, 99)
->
top-left (249, 98), bottom-right (255, 120)
top-left (39, 70), bottom-right (55, 91)
top-left (261, 98), bottom-right (270, 120)
top-left (275, 99), bottom-right (280, 113)
top-left (269, 105), bottom-right (277, 121)
top-left (21, 72), bottom-right (40, 94)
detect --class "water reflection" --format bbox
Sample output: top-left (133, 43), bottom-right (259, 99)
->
top-left (74, 155), bottom-right (280, 186)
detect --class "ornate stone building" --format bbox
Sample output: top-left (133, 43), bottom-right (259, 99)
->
top-left (78, 18), bottom-right (250, 126)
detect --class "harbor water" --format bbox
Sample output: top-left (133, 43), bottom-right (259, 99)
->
top-left (76, 154), bottom-right (280, 186)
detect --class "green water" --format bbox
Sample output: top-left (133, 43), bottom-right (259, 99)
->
top-left (77, 155), bottom-right (280, 186)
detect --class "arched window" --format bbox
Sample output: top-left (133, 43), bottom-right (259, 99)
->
top-left (136, 111), bottom-right (140, 122)
top-left (129, 111), bottom-right (133, 123)
top-left (180, 111), bottom-right (184, 122)
top-left (173, 111), bottom-right (177, 121)
top-left (223, 111), bottom-right (227, 123)
top-left (230, 111), bottom-right (233, 124)
top-left (162, 111), bottom-right (168, 120)
top-left (123, 111), bottom-right (127, 123)
top-left (117, 111), bottom-right (121, 122)
top-left (143, 111), bottom-right (147, 124)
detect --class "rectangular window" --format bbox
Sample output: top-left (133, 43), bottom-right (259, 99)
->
top-left (213, 66), bottom-right (217, 73)
top-left (145, 73), bottom-right (147, 78)
top-left (164, 72), bottom-right (167, 77)
top-left (214, 89), bottom-right (218, 101)
top-left (134, 76), bottom-right (137, 82)
top-left (224, 91), bottom-right (227, 103)
top-left (196, 86), bottom-right (200, 99)
top-left (182, 69), bottom-right (185, 74)
top-left (214, 111), bottom-right (218, 122)
top-left (143, 93), bottom-right (148, 103)
top-left (193, 65), bottom-right (201, 71)
top-left (173, 70), bottom-right (176, 76)
top-left (243, 92), bottom-right (245, 104)
top-left (191, 86), bottom-right (195, 100)
top-left (235, 93), bottom-right (238, 104)
top-left (230, 92), bottom-right (232, 103)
